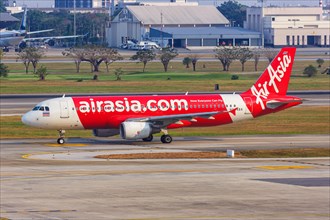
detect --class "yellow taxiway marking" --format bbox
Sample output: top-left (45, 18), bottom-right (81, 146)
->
top-left (45, 143), bottom-right (87, 147)
top-left (258, 165), bottom-right (314, 170)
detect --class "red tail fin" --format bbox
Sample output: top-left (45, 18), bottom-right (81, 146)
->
top-left (244, 47), bottom-right (296, 97)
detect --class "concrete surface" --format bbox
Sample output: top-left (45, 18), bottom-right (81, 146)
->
top-left (0, 136), bottom-right (329, 220)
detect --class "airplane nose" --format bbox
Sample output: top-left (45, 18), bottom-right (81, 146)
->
top-left (21, 112), bottom-right (32, 126)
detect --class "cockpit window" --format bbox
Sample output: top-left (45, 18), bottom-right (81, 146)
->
top-left (32, 106), bottom-right (40, 111)
top-left (32, 106), bottom-right (50, 111)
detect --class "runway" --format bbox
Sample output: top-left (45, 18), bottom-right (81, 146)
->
top-left (1, 135), bottom-right (329, 219)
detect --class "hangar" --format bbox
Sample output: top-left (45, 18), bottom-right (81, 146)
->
top-left (106, 5), bottom-right (252, 48)
top-left (149, 26), bottom-right (261, 48)
top-left (0, 12), bottom-right (19, 29)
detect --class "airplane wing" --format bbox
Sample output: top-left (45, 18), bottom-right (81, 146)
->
top-left (22, 34), bottom-right (86, 42)
top-left (126, 111), bottom-right (224, 128)
top-left (26, 29), bottom-right (54, 35)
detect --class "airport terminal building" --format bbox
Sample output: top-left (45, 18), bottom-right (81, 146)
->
top-left (244, 7), bottom-right (330, 47)
top-left (106, 5), bottom-right (262, 48)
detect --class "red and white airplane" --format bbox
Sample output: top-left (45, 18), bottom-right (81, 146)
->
top-left (22, 47), bottom-right (302, 144)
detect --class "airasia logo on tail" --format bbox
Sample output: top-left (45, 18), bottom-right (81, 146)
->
top-left (251, 52), bottom-right (292, 110)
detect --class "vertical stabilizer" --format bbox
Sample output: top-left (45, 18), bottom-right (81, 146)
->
top-left (244, 47), bottom-right (296, 97)
top-left (19, 7), bottom-right (27, 32)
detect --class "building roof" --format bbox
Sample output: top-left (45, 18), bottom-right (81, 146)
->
top-left (0, 13), bottom-right (20, 29)
top-left (150, 27), bottom-right (261, 38)
top-left (126, 5), bottom-right (229, 25)
top-left (0, 13), bottom-right (19, 22)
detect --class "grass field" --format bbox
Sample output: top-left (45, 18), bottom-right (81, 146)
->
top-left (1, 60), bottom-right (329, 94)
top-left (0, 106), bottom-right (328, 139)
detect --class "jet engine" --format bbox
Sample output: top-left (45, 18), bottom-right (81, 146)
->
top-left (93, 129), bottom-right (119, 137)
top-left (18, 41), bottom-right (27, 49)
top-left (46, 39), bottom-right (55, 46)
top-left (120, 122), bottom-right (152, 140)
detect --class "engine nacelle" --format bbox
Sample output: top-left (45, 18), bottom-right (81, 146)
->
top-left (46, 39), bottom-right (55, 46)
top-left (120, 122), bottom-right (152, 140)
top-left (18, 41), bottom-right (27, 49)
top-left (93, 129), bottom-right (119, 137)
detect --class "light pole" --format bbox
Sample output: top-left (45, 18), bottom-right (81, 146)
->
top-left (73, 0), bottom-right (76, 46)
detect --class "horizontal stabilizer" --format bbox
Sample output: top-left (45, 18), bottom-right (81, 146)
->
top-left (266, 98), bottom-right (303, 109)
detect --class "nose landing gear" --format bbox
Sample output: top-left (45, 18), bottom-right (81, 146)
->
top-left (57, 130), bottom-right (65, 144)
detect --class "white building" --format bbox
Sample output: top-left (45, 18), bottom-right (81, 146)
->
top-left (244, 7), bottom-right (330, 47)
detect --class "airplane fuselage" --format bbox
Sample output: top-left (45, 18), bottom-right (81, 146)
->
top-left (21, 47), bottom-right (302, 144)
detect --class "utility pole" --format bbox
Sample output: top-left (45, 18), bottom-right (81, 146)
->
top-left (161, 12), bottom-right (163, 48)
top-left (260, 0), bottom-right (265, 47)
top-left (74, 0), bottom-right (76, 46)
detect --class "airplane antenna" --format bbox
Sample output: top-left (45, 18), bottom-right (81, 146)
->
top-left (62, 94), bottom-right (66, 98)
top-left (185, 91), bottom-right (188, 95)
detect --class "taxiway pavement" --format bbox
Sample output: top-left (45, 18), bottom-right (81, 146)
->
top-left (0, 135), bottom-right (329, 219)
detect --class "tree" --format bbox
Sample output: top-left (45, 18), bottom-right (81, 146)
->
top-left (252, 49), bottom-right (262, 71)
top-left (65, 46), bottom-right (122, 78)
top-left (191, 55), bottom-right (199, 71)
top-left (217, 1), bottom-right (247, 27)
top-left (114, 68), bottom-right (124, 81)
top-left (34, 65), bottom-right (48, 80)
top-left (182, 57), bottom-right (192, 68)
top-left (103, 48), bottom-right (123, 73)
top-left (263, 48), bottom-right (278, 63)
top-left (0, 1), bottom-right (6, 12)
top-left (159, 48), bottom-right (178, 72)
top-left (17, 47), bottom-right (45, 74)
top-left (62, 48), bottom-right (85, 73)
top-left (30, 48), bottom-right (45, 73)
top-left (238, 48), bottom-right (253, 72)
top-left (316, 58), bottom-right (324, 68)
top-left (214, 46), bottom-right (240, 71)
top-left (303, 65), bottom-right (317, 77)
top-left (130, 50), bottom-right (156, 72)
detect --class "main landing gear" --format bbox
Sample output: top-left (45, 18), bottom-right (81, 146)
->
top-left (160, 129), bottom-right (172, 144)
top-left (142, 130), bottom-right (173, 144)
top-left (57, 129), bottom-right (65, 144)
top-left (160, 134), bottom-right (172, 144)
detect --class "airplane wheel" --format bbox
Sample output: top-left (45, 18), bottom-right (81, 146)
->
top-left (57, 138), bottom-right (65, 145)
top-left (161, 135), bottom-right (172, 144)
top-left (142, 135), bottom-right (153, 142)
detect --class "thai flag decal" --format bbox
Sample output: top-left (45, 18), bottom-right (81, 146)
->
top-left (43, 111), bottom-right (50, 117)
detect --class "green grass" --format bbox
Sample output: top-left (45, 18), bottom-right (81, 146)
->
top-left (1, 60), bottom-right (329, 94)
top-left (0, 106), bottom-right (328, 139)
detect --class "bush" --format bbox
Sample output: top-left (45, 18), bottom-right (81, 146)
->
top-left (316, 58), bottom-right (324, 68)
top-left (34, 65), bottom-right (48, 80)
top-left (114, 68), bottom-right (124, 81)
top-left (0, 63), bottom-right (9, 77)
top-left (303, 65), bottom-right (317, 77)
top-left (231, 75), bottom-right (239, 80)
